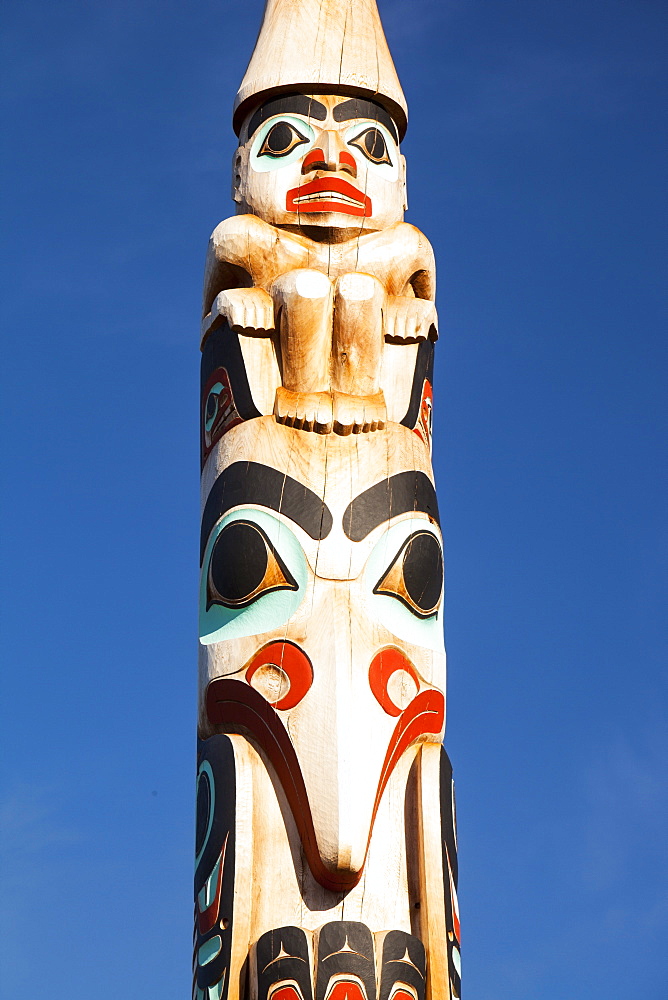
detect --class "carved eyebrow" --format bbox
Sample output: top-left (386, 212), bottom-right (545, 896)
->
top-left (247, 94), bottom-right (328, 139)
top-left (332, 98), bottom-right (399, 143)
top-left (342, 472), bottom-right (440, 542)
top-left (201, 462), bottom-right (333, 562)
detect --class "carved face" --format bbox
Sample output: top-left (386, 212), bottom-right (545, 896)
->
top-left (233, 93), bottom-right (406, 233)
top-left (199, 419), bottom-right (445, 889)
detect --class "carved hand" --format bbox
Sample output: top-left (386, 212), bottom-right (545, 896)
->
top-left (206, 287), bottom-right (275, 338)
top-left (383, 296), bottom-right (438, 342)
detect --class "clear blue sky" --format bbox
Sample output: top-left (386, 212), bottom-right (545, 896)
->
top-left (1, 1), bottom-right (666, 996)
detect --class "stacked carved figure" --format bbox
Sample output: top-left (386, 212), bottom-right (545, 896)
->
top-left (195, 2), bottom-right (460, 998)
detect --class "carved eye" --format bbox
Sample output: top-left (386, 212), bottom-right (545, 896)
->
top-left (374, 530), bottom-right (443, 618)
top-left (258, 121), bottom-right (310, 158)
top-left (207, 520), bottom-right (298, 610)
top-left (349, 127), bottom-right (392, 165)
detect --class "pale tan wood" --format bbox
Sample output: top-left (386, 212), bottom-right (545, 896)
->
top-left (201, 214), bottom-right (437, 434)
top-left (237, 333), bottom-right (281, 416)
top-left (203, 217), bottom-right (436, 316)
top-left (233, 0), bottom-right (408, 139)
top-left (200, 417), bottom-right (437, 583)
top-left (222, 738), bottom-right (422, 1000)
top-left (196, 2), bottom-right (453, 994)
top-left (226, 737), bottom-right (256, 999)
top-left (380, 340), bottom-right (420, 424)
top-left (417, 743), bottom-right (451, 1000)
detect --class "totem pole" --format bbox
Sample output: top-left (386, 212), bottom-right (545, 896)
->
top-left (195, 2), bottom-right (460, 998)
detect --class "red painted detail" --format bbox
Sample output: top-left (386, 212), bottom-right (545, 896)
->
top-left (197, 836), bottom-right (227, 934)
top-left (324, 982), bottom-right (367, 1000)
top-left (370, 689), bottom-right (445, 834)
top-left (301, 147), bottom-right (325, 171)
top-left (245, 641), bottom-right (313, 711)
top-left (206, 679), bottom-right (359, 892)
top-left (205, 680), bottom-right (444, 894)
top-left (286, 177), bottom-right (372, 217)
top-left (269, 986), bottom-right (304, 1000)
top-left (202, 366), bottom-right (243, 464)
top-left (412, 379), bottom-right (433, 449)
top-left (338, 150), bottom-right (357, 173)
top-left (369, 648), bottom-right (420, 717)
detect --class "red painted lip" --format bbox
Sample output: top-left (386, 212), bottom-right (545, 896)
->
top-left (286, 177), bottom-right (372, 217)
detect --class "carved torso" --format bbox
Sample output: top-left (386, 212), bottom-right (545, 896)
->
top-left (203, 214), bottom-right (436, 316)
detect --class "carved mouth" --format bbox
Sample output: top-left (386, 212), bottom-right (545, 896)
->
top-left (286, 177), bottom-right (372, 217)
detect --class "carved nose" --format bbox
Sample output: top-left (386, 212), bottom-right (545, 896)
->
top-left (301, 130), bottom-right (357, 177)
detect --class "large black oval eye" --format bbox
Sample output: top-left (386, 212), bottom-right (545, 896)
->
top-left (349, 127), bottom-right (392, 165)
top-left (374, 530), bottom-right (443, 617)
top-left (195, 768), bottom-right (211, 858)
top-left (403, 533), bottom-right (443, 612)
top-left (259, 121), bottom-right (309, 157)
top-left (207, 520), bottom-right (297, 610)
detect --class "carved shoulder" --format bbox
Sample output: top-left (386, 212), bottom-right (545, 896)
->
top-left (355, 223), bottom-right (436, 300)
top-left (203, 215), bottom-right (312, 316)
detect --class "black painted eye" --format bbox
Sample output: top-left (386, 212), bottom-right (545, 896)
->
top-left (374, 530), bottom-right (443, 617)
top-left (207, 520), bottom-right (297, 610)
top-left (195, 768), bottom-right (211, 858)
top-left (349, 127), bottom-right (392, 165)
top-left (259, 121), bottom-right (309, 157)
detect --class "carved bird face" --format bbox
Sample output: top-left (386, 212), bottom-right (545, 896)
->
top-left (198, 418), bottom-right (445, 888)
top-left (233, 93), bottom-right (407, 236)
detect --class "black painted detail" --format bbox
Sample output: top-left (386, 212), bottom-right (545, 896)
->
top-left (349, 127), bottom-right (392, 166)
top-left (440, 748), bottom-right (461, 999)
top-left (259, 121), bottom-right (311, 158)
top-left (248, 94), bottom-right (328, 139)
top-left (378, 930), bottom-right (426, 1000)
top-left (374, 530), bottom-right (443, 618)
top-left (207, 520), bottom-right (297, 610)
top-left (332, 98), bottom-right (399, 144)
top-left (194, 735), bottom-right (236, 1000)
top-left (342, 472), bottom-right (440, 542)
top-left (400, 340), bottom-right (434, 431)
top-left (201, 463), bottom-right (333, 563)
top-left (402, 533), bottom-right (442, 611)
top-left (201, 322), bottom-right (261, 465)
top-left (256, 925), bottom-right (314, 1000)
top-left (315, 921), bottom-right (376, 1000)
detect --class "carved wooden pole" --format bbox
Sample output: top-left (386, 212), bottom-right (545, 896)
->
top-left (194, 2), bottom-right (461, 998)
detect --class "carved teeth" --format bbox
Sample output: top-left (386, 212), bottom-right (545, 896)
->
top-left (293, 191), bottom-right (363, 208)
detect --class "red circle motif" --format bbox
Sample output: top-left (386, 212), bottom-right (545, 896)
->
top-left (368, 648), bottom-right (420, 717)
top-left (245, 641), bottom-right (313, 711)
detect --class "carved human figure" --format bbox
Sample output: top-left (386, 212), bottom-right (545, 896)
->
top-left (202, 93), bottom-right (438, 434)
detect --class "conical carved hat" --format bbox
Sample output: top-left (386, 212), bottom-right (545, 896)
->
top-left (234, 0), bottom-right (408, 139)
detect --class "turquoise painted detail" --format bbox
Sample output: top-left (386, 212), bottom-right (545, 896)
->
top-left (452, 946), bottom-right (462, 976)
top-left (200, 509), bottom-right (307, 645)
top-left (250, 114), bottom-right (316, 172)
top-left (365, 517), bottom-right (445, 652)
top-left (208, 972), bottom-right (227, 1000)
top-left (204, 383), bottom-right (224, 434)
top-left (198, 935), bottom-right (222, 966)
top-left (343, 120), bottom-right (399, 180)
top-left (195, 761), bottom-right (215, 871)
top-left (196, 988), bottom-right (206, 1000)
